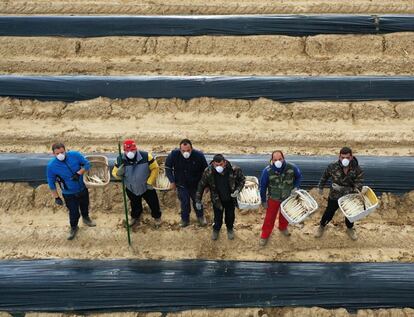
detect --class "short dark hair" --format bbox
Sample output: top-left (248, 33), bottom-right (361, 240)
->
top-left (51, 142), bottom-right (65, 152)
top-left (340, 147), bottom-right (353, 155)
top-left (271, 150), bottom-right (285, 160)
top-left (213, 154), bottom-right (225, 163)
top-left (179, 139), bottom-right (192, 148)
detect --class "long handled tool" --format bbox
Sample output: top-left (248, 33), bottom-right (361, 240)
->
top-left (118, 141), bottom-right (131, 246)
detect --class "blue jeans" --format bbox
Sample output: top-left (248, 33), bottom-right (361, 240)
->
top-left (62, 188), bottom-right (89, 228)
top-left (177, 186), bottom-right (203, 222)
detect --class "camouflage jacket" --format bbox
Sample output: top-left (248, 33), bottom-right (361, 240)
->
top-left (196, 160), bottom-right (246, 209)
top-left (318, 157), bottom-right (364, 200)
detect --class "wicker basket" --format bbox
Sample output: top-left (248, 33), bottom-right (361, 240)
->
top-left (83, 155), bottom-right (110, 188)
top-left (338, 186), bottom-right (379, 222)
top-left (237, 176), bottom-right (261, 210)
top-left (280, 190), bottom-right (318, 224)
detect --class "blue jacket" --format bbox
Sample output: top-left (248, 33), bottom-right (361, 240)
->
top-left (47, 151), bottom-right (90, 195)
top-left (165, 149), bottom-right (208, 189)
top-left (259, 161), bottom-right (302, 203)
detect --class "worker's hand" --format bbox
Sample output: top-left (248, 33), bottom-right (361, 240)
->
top-left (170, 183), bottom-right (177, 191)
top-left (318, 188), bottom-right (324, 196)
top-left (331, 183), bottom-right (344, 191)
top-left (290, 187), bottom-right (299, 195)
top-left (204, 187), bottom-right (210, 194)
top-left (261, 202), bottom-right (268, 209)
top-left (146, 183), bottom-right (154, 191)
top-left (55, 197), bottom-right (64, 206)
top-left (195, 202), bottom-right (203, 211)
top-left (230, 190), bottom-right (239, 198)
top-left (361, 187), bottom-right (368, 194)
top-left (71, 172), bottom-right (80, 181)
top-left (116, 154), bottom-right (123, 167)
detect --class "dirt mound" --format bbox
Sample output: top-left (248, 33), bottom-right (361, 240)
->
top-left (1, 34), bottom-right (413, 75)
top-left (1, 0), bottom-right (413, 15)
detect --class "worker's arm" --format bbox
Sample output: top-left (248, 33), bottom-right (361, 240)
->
top-left (292, 164), bottom-right (303, 188)
top-left (259, 168), bottom-right (269, 203)
top-left (147, 153), bottom-right (159, 185)
top-left (196, 169), bottom-right (209, 203)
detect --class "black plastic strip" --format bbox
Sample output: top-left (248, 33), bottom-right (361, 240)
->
top-left (1, 15), bottom-right (413, 37)
top-left (0, 259), bottom-right (414, 312)
top-left (0, 154), bottom-right (412, 194)
top-left (1, 76), bottom-right (414, 102)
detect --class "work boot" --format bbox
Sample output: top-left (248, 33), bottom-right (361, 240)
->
top-left (259, 238), bottom-right (268, 246)
top-left (315, 225), bottom-right (325, 238)
top-left (227, 229), bottom-right (234, 240)
top-left (128, 217), bottom-right (140, 228)
top-left (82, 217), bottom-right (96, 227)
top-left (211, 230), bottom-right (220, 241)
top-left (280, 228), bottom-right (291, 237)
top-left (180, 220), bottom-right (189, 228)
top-left (154, 217), bottom-right (162, 228)
top-left (197, 216), bottom-right (207, 227)
top-left (346, 228), bottom-right (358, 241)
top-left (67, 226), bottom-right (79, 240)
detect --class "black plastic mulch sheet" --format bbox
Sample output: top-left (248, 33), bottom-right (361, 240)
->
top-left (0, 15), bottom-right (413, 37)
top-left (0, 259), bottom-right (413, 312)
top-left (0, 153), bottom-right (412, 194)
top-left (1, 75), bottom-right (414, 102)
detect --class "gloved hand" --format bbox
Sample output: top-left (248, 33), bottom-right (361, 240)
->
top-left (290, 187), bottom-right (299, 195)
top-left (195, 202), bottom-right (203, 211)
top-left (230, 190), bottom-right (239, 198)
top-left (115, 164), bottom-right (125, 177)
top-left (116, 154), bottom-right (123, 167)
top-left (331, 183), bottom-right (344, 191)
top-left (71, 173), bottom-right (80, 181)
top-left (146, 183), bottom-right (154, 190)
top-left (55, 197), bottom-right (64, 206)
top-left (261, 202), bottom-right (268, 209)
top-left (318, 188), bottom-right (324, 196)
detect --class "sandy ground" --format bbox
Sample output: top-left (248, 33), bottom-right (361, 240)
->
top-left (0, 97), bottom-right (413, 156)
top-left (1, 0), bottom-right (414, 15)
top-left (0, 307), bottom-right (410, 317)
top-left (1, 182), bottom-right (413, 261)
top-left (1, 34), bottom-right (413, 75)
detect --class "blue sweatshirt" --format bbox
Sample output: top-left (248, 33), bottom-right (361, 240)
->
top-left (47, 151), bottom-right (90, 195)
top-left (259, 161), bottom-right (302, 203)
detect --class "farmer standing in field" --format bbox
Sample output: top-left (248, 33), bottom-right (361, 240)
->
top-left (46, 142), bottom-right (96, 240)
top-left (195, 154), bottom-right (245, 241)
top-left (259, 150), bottom-right (302, 246)
top-left (165, 139), bottom-right (208, 227)
top-left (315, 147), bottom-right (364, 240)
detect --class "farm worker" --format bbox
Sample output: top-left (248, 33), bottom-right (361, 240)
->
top-left (195, 154), bottom-right (246, 241)
top-left (259, 150), bottom-right (302, 246)
top-left (165, 139), bottom-right (208, 227)
top-left (46, 142), bottom-right (96, 240)
top-left (112, 139), bottom-right (162, 228)
top-left (315, 147), bottom-right (364, 240)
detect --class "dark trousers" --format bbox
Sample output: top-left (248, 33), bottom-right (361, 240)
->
top-left (126, 188), bottom-right (161, 220)
top-left (320, 198), bottom-right (354, 229)
top-left (213, 200), bottom-right (235, 231)
top-left (63, 188), bottom-right (89, 228)
top-left (177, 186), bottom-right (203, 222)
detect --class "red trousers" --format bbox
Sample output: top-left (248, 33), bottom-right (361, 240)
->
top-left (261, 198), bottom-right (289, 239)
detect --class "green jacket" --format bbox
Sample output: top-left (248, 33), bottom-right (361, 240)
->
top-left (318, 158), bottom-right (364, 200)
top-left (196, 161), bottom-right (246, 209)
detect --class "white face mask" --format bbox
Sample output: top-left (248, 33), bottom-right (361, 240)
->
top-left (126, 151), bottom-right (136, 159)
top-left (215, 166), bottom-right (224, 174)
top-left (182, 151), bottom-right (191, 159)
top-left (56, 153), bottom-right (66, 161)
top-left (274, 160), bottom-right (283, 169)
top-left (341, 158), bottom-right (350, 167)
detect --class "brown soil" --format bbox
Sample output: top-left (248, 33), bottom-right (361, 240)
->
top-left (1, 0), bottom-right (414, 15)
top-left (1, 34), bottom-right (414, 75)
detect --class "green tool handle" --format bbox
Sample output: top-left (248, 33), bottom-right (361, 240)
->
top-left (118, 142), bottom-right (131, 245)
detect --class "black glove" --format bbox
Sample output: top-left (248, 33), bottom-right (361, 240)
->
top-left (116, 154), bottom-right (123, 167)
top-left (55, 197), bottom-right (64, 206)
top-left (71, 173), bottom-right (80, 181)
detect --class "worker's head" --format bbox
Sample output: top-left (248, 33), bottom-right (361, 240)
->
top-left (123, 139), bottom-right (137, 160)
top-left (179, 139), bottom-right (193, 159)
top-left (52, 142), bottom-right (66, 161)
top-left (271, 150), bottom-right (285, 168)
top-left (212, 154), bottom-right (226, 173)
top-left (339, 147), bottom-right (353, 168)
